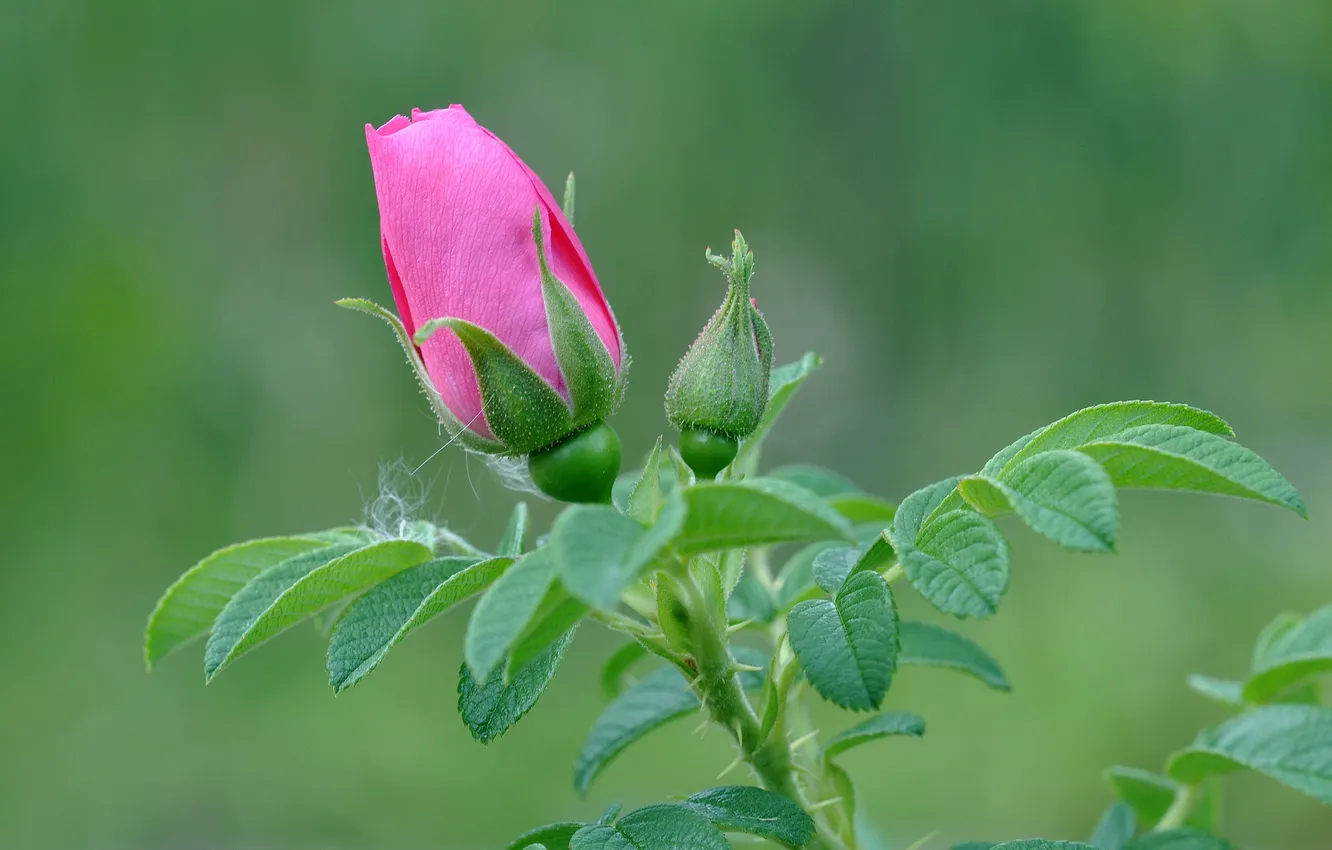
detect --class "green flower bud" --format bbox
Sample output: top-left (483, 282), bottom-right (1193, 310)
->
top-left (664, 231), bottom-right (775, 449)
top-left (527, 422), bottom-right (622, 504)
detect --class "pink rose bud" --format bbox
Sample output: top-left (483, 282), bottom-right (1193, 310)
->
top-left (363, 105), bottom-right (624, 461)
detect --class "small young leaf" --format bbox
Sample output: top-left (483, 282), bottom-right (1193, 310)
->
top-left (597, 803), bottom-right (622, 825)
top-left (1078, 425), bottom-right (1305, 517)
top-left (627, 437), bottom-right (666, 523)
top-left (465, 548), bottom-right (557, 682)
top-left (821, 711), bottom-right (925, 761)
top-left (1088, 802), bottom-right (1135, 850)
top-left (327, 556), bottom-right (510, 692)
top-left (571, 804), bottom-right (730, 850)
top-left (205, 541), bottom-right (428, 681)
top-left (682, 786), bottom-right (817, 848)
top-left (507, 582), bottom-right (588, 678)
top-left (823, 761), bottom-right (858, 846)
top-left (767, 464), bottom-right (860, 497)
top-left (788, 571), bottom-right (898, 711)
top-left (551, 497), bottom-right (684, 610)
top-left (894, 509), bottom-right (1010, 619)
top-left (678, 478), bottom-right (852, 554)
top-left (959, 450), bottom-right (1120, 552)
top-left (458, 629), bottom-right (574, 743)
top-left (1122, 830), bottom-right (1234, 850)
top-left (506, 821), bottom-right (583, 850)
top-left (145, 535), bottom-right (332, 668)
top-left (1243, 604), bottom-right (1332, 704)
top-left (734, 352), bottom-right (822, 474)
top-left (1185, 675), bottom-right (1244, 707)
top-left (1251, 611), bottom-right (1303, 671)
top-left (601, 641), bottom-right (649, 698)
top-left (898, 622), bottom-right (1010, 691)
top-left (1103, 766), bottom-right (1178, 826)
top-left (728, 569), bottom-right (778, 624)
top-left (776, 542), bottom-right (840, 611)
top-left (1167, 704), bottom-right (1332, 802)
top-left (812, 546), bottom-right (863, 594)
top-left (499, 503), bottom-right (529, 557)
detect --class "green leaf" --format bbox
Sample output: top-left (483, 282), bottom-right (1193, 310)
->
top-left (570, 804), bottom-right (729, 850)
top-left (458, 629), bottom-right (574, 743)
top-left (550, 497), bottom-right (684, 610)
top-left (678, 478), bottom-right (851, 554)
top-left (499, 503), bottom-right (529, 557)
top-left (465, 547), bottom-right (557, 682)
top-left (734, 352), bottom-right (822, 474)
top-left (1167, 704), bottom-right (1332, 802)
top-left (728, 569), bottom-right (778, 624)
top-left (1243, 604), bottom-right (1332, 703)
top-left (821, 711), bottom-right (925, 761)
top-left (334, 297), bottom-right (506, 453)
top-left (894, 477), bottom-right (964, 542)
top-left (1252, 611), bottom-right (1303, 671)
top-left (682, 786), bottom-right (816, 848)
top-left (415, 317), bottom-right (574, 454)
top-left (145, 535), bottom-right (333, 668)
top-left (1077, 424), bottom-right (1305, 517)
top-left (775, 541), bottom-right (840, 611)
top-left (562, 172), bottom-right (576, 223)
top-left (1122, 830), bottom-right (1233, 850)
top-left (1104, 766), bottom-right (1179, 826)
top-left (898, 621), bottom-right (1010, 690)
top-left (998, 402), bottom-right (1234, 474)
top-left (826, 493), bottom-right (897, 524)
top-left (327, 556), bottom-right (510, 692)
top-left (601, 641), bottom-right (648, 698)
top-left (1186, 675), bottom-right (1244, 707)
top-left (533, 207), bottom-right (618, 425)
top-left (507, 821), bottom-right (583, 850)
top-left (767, 464), bottom-right (860, 497)
top-left (507, 581), bottom-right (588, 678)
top-left (823, 761), bottom-right (858, 847)
top-left (992, 843), bottom-right (1098, 850)
top-left (813, 546), bottom-right (863, 594)
top-left (204, 541), bottom-right (429, 681)
top-left (788, 571), bottom-right (898, 710)
top-left (894, 509), bottom-right (1010, 619)
top-left (959, 450), bottom-right (1120, 552)
top-left (627, 437), bottom-right (666, 523)
top-left (574, 658), bottom-right (766, 794)
top-left (1089, 802), bottom-right (1135, 850)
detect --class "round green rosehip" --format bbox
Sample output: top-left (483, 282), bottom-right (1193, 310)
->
top-left (528, 422), bottom-right (622, 504)
top-left (679, 428), bottom-right (738, 480)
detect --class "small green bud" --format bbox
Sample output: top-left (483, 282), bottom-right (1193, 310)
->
top-left (678, 429), bottom-right (738, 480)
top-left (527, 422), bottom-right (622, 504)
top-left (665, 230), bottom-right (774, 449)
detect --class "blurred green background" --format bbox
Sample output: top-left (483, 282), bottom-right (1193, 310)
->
top-left (3, 1), bottom-right (1330, 848)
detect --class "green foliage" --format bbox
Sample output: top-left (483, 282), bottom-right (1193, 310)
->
top-left (681, 786), bottom-right (816, 848)
top-left (1185, 675), bottom-right (1243, 707)
top-left (1167, 704), bottom-right (1332, 803)
top-left (507, 821), bottom-right (582, 850)
top-left (1242, 604), bottom-right (1332, 703)
top-left (459, 630), bottom-right (574, 743)
top-left (1122, 831), bottom-right (1233, 850)
top-left (600, 640), bottom-right (648, 698)
top-left (499, 503), bottom-right (529, 557)
top-left (1088, 802), bottom-right (1135, 850)
top-left (821, 711), bottom-right (925, 760)
top-left (733, 352), bottom-right (821, 474)
top-left (573, 666), bottom-right (700, 794)
top-left (327, 556), bottom-right (509, 692)
top-left (570, 803), bottom-right (730, 850)
top-left (205, 541), bottom-right (429, 681)
top-left (788, 571), bottom-right (898, 710)
top-left (550, 499), bottom-right (682, 610)
top-left (464, 547), bottom-right (559, 682)
top-left (677, 478), bottom-right (852, 553)
top-left (898, 622), bottom-right (1010, 690)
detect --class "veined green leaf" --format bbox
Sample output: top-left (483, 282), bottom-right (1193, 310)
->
top-left (1167, 704), bottom-right (1332, 803)
top-left (1251, 611), bottom-right (1303, 671)
top-left (205, 541), bottom-right (429, 681)
top-left (678, 478), bottom-right (852, 554)
top-left (767, 464), bottom-right (860, 497)
top-left (507, 581), bottom-right (588, 678)
top-left (1089, 801), bottom-right (1135, 850)
top-left (1123, 830), bottom-right (1233, 850)
top-left (1186, 675), bottom-right (1244, 707)
top-left (898, 621), bottom-right (1010, 690)
top-left (827, 493), bottom-right (897, 524)
top-left (788, 571), bottom-right (898, 711)
top-left (506, 821), bottom-right (583, 850)
top-left (682, 786), bottom-right (816, 848)
top-left (570, 804), bottom-right (729, 850)
top-left (459, 629), bottom-right (573, 743)
top-left (992, 843), bottom-right (1098, 850)
top-left (728, 569), bottom-right (778, 624)
top-left (551, 496), bottom-right (684, 610)
top-left (1103, 767), bottom-right (1178, 826)
top-left (327, 555), bottom-right (510, 692)
top-left (465, 548), bottom-right (557, 682)
top-left (733, 352), bottom-right (822, 474)
top-left (1243, 604), bottom-right (1332, 703)
top-left (499, 503), bottom-right (529, 557)
top-left (894, 477), bottom-right (964, 542)
top-left (1077, 424), bottom-right (1305, 517)
top-left (821, 711), bottom-right (925, 761)
top-left (959, 450), bottom-right (1119, 552)
top-left (775, 541), bottom-right (840, 611)
top-left (145, 535), bottom-right (333, 668)
top-left (574, 655), bottom-right (766, 795)
top-left (601, 641), bottom-right (649, 698)
top-left (812, 546), bottom-right (863, 594)
top-left (895, 508), bottom-right (1009, 619)
top-left (627, 437), bottom-right (666, 523)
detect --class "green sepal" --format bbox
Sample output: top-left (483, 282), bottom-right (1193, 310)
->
top-left (665, 230), bottom-right (774, 439)
top-left (334, 298), bottom-right (506, 454)
top-left (416, 317), bottom-right (575, 455)
top-left (532, 207), bottom-right (620, 427)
